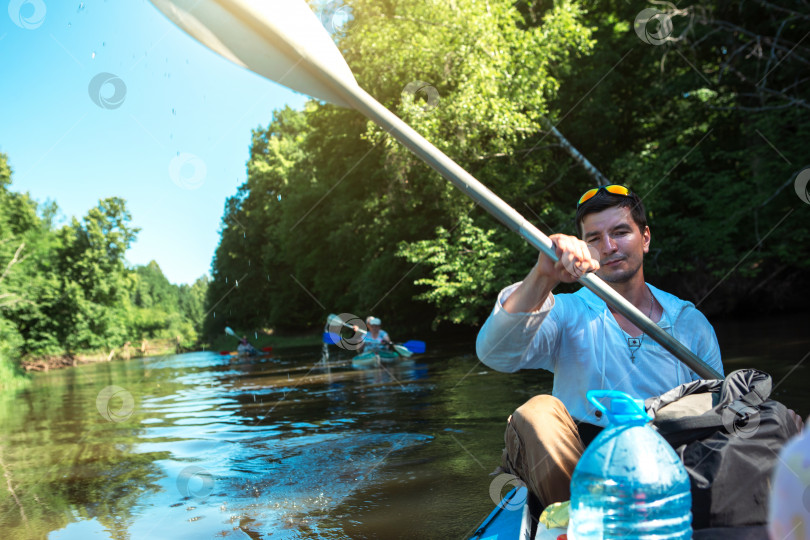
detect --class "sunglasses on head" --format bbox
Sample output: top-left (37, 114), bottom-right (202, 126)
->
top-left (577, 184), bottom-right (632, 208)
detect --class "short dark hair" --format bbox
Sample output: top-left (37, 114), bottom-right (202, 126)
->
top-left (575, 188), bottom-right (647, 238)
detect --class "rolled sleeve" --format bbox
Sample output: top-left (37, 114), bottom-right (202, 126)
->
top-left (476, 282), bottom-right (556, 373)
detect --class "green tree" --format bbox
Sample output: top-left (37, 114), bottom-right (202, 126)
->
top-left (0, 151), bottom-right (209, 379)
top-left (0, 152), bottom-right (53, 381)
top-left (401, 0), bottom-right (810, 320)
top-left (204, 0), bottom-right (595, 333)
top-left (128, 261), bottom-right (207, 344)
top-left (45, 198), bottom-right (139, 352)
top-left (206, 0), bottom-right (809, 334)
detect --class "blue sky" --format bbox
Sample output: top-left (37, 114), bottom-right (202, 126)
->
top-left (0, 0), bottom-right (307, 284)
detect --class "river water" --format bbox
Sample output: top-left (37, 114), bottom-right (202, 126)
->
top-left (1, 313), bottom-right (808, 539)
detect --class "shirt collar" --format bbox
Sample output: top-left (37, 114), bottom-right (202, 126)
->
top-left (574, 282), bottom-right (682, 329)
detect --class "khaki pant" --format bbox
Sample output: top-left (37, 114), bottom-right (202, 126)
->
top-left (500, 395), bottom-right (585, 507)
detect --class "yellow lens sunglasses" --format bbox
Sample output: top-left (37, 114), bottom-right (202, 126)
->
top-left (577, 184), bottom-right (631, 208)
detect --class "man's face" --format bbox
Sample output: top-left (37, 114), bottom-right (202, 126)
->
top-left (581, 206), bottom-right (650, 284)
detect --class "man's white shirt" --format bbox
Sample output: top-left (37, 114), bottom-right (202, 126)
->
top-left (476, 282), bottom-right (724, 426)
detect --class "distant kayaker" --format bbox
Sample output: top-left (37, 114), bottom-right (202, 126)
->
top-left (476, 185), bottom-right (725, 509)
top-left (356, 316), bottom-right (392, 353)
top-left (237, 336), bottom-right (259, 356)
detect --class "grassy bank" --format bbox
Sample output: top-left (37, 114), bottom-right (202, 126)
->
top-left (0, 354), bottom-right (30, 391)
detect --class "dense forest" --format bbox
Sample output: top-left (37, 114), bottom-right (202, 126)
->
top-left (204, 0), bottom-right (810, 336)
top-left (0, 154), bottom-right (207, 386)
top-left (2, 0), bottom-right (808, 383)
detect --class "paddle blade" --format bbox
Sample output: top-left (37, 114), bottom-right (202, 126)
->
top-left (402, 340), bottom-right (426, 354)
top-left (224, 326), bottom-right (238, 337)
top-left (261, 346), bottom-right (273, 352)
top-left (219, 350), bottom-right (232, 355)
top-left (149, 0), bottom-right (358, 107)
top-left (322, 332), bottom-right (341, 345)
top-left (392, 344), bottom-right (413, 358)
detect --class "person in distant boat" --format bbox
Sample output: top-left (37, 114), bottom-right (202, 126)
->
top-left (237, 336), bottom-right (259, 356)
top-left (356, 316), bottom-right (392, 353)
top-left (476, 185), bottom-right (725, 509)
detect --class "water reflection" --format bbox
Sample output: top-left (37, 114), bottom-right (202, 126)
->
top-left (0, 349), bottom-right (438, 539)
top-left (1, 316), bottom-right (808, 539)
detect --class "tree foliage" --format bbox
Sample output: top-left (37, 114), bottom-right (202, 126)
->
top-left (203, 0), bottom-right (808, 333)
top-left (205, 0), bottom-right (594, 333)
top-left (0, 152), bottom-right (208, 381)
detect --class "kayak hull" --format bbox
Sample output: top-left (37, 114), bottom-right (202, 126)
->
top-left (472, 487), bottom-right (769, 539)
top-left (469, 487), bottom-right (534, 540)
top-left (352, 350), bottom-right (401, 367)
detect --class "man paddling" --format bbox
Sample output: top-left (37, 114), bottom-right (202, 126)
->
top-left (476, 185), bottom-right (724, 508)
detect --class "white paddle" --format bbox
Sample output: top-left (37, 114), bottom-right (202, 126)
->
top-left (148, 0), bottom-right (721, 380)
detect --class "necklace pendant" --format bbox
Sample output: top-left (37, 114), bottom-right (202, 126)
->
top-left (627, 337), bottom-right (641, 363)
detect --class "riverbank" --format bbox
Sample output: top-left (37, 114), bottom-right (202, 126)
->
top-left (19, 339), bottom-right (184, 373)
top-left (10, 332), bottom-right (324, 376)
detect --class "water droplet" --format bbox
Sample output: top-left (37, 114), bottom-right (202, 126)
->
top-left (77, 3), bottom-right (85, 13)
top-left (91, 51), bottom-right (96, 59)
top-left (102, 41), bottom-right (106, 47)
top-left (67, 22), bottom-right (72, 28)
top-left (171, 108), bottom-right (176, 116)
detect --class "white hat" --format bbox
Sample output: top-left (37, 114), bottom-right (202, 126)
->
top-left (367, 316), bottom-right (381, 326)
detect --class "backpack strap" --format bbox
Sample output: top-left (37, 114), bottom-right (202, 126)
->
top-left (655, 413), bottom-right (725, 435)
top-left (719, 369), bottom-right (772, 424)
top-left (718, 369), bottom-right (772, 407)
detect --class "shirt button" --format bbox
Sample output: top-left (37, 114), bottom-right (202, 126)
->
top-left (595, 410), bottom-right (603, 419)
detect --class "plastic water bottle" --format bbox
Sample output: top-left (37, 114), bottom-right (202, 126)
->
top-left (568, 390), bottom-right (692, 539)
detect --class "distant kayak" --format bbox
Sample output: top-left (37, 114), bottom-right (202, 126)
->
top-left (351, 349), bottom-right (402, 368)
top-left (237, 343), bottom-right (260, 356)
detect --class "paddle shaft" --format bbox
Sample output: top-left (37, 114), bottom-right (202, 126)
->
top-left (328, 316), bottom-right (367, 336)
top-left (294, 59), bottom-right (721, 380)
top-left (171, 0), bottom-right (720, 380)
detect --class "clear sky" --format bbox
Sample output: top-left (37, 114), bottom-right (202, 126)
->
top-left (0, 0), bottom-right (307, 284)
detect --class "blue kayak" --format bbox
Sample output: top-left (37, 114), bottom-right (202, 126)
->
top-left (469, 487), bottom-right (534, 540)
top-left (351, 349), bottom-right (401, 368)
top-left (471, 486), bottom-right (767, 539)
